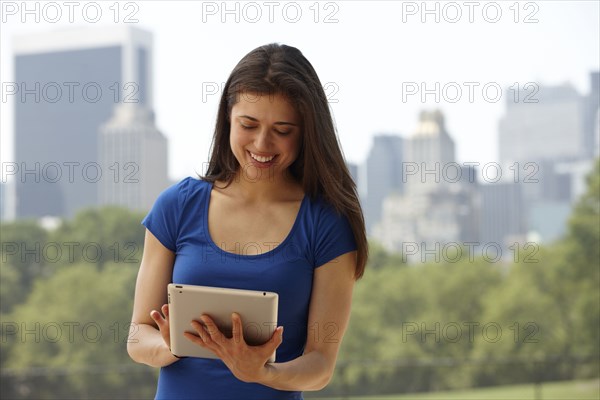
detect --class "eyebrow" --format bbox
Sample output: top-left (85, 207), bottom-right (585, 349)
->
top-left (237, 115), bottom-right (298, 127)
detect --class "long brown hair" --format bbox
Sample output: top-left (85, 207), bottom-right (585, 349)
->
top-left (202, 43), bottom-right (368, 280)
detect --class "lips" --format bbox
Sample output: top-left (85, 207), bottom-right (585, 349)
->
top-left (248, 151), bottom-right (277, 163)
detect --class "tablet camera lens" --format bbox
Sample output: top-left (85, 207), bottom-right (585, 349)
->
top-left (263, 292), bottom-right (266, 296)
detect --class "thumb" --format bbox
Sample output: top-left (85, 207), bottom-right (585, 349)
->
top-left (274, 326), bottom-right (284, 346)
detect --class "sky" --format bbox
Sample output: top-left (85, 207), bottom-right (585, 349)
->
top-left (1, 0), bottom-right (599, 181)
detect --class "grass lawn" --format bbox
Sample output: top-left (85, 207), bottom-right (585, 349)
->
top-left (311, 378), bottom-right (600, 400)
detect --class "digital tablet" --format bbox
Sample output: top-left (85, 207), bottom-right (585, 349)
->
top-left (168, 283), bottom-right (279, 362)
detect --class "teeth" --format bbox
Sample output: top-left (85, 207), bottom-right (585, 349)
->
top-left (250, 152), bottom-right (275, 163)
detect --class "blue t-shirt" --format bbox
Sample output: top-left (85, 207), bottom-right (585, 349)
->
top-left (141, 177), bottom-right (357, 400)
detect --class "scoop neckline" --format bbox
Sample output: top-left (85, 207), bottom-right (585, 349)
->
top-left (203, 181), bottom-right (307, 259)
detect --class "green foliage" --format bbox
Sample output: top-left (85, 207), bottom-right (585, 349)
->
top-left (365, 240), bottom-right (408, 270)
top-left (0, 220), bottom-right (49, 293)
top-left (2, 161), bottom-right (599, 398)
top-left (324, 158), bottom-right (600, 396)
top-left (565, 158), bottom-right (600, 280)
top-left (0, 206), bottom-right (154, 399)
top-left (0, 262), bottom-right (22, 314)
top-left (50, 206), bottom-right (146, 270)
top-left (2, 262), bottom-right (155, 399)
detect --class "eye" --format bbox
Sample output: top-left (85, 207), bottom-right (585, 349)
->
top-left (275, 130), bottom-right (292, 136)
top-left (240, 123), bottom-right (256, 130)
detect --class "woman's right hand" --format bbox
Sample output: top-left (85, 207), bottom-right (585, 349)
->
top-left (150, 304), bottom-right (175, 354)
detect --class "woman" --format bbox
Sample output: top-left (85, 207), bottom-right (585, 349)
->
top-left (127, 43), bottom-right (368, 399)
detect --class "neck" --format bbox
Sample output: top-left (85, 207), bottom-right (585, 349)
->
top-left (229, 168), bottom-right (302, 203)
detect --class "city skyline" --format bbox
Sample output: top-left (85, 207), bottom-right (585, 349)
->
top-left (6, 26), bottom-right (157, 219)
top-left (1, 1), bottom-right (599, 182)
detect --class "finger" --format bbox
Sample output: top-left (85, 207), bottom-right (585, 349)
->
top-left (231, 313), bottom-right (243, 345)
top-left (200, 315), bottom-right (225, 345)
top-left (150, 310), bottom-right (164, 325)
top-left (162, 304), bottom-right (169, 317)
top-left (184, 330), bottom-right (207, 347)
top-left (258, 326), bottom-right (283, 352)
top-left (189, 321), bottom-right (223, 358)
top-left (151, 310), bottom-right (170, 340)
top-left (190, 320), bottom-right (213, 344)
top-left (184, 330), bottom-right (222, 359)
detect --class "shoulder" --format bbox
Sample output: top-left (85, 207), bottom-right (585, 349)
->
top-left (302, 195), bottom-right (357, 267)
top-left (304, 195), bottom-right (344, 222)
top-left (157, 176), bottom-right (211, 206)
top-left (302, 195), bottom-right (354, 240)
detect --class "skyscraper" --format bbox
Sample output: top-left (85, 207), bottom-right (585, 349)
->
top-left (498, 84), bottom-right (585, 165)
top-left (479, 182), bottom-right (526, 249)
top-left (405, 110), bottom-right (456, 195)
top-left (364, 134), bottom-right (404, 234)
top-left (373, 110), bottom-right (480, 260)
top-left (13, 26), bottom-right (154, 218)
top-left (497, 77), bottom-right (597, 243)
top-left (99, 103), bottom-right (169, 211)
top-left (584, 71), bottom-right (600, 159)
top-left (0, 183), bottom-right (6, 222)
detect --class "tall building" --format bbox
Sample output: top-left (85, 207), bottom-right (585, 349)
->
top-left (479, 182), bottom-right (526, 249)
top-left (13, 26), bottom-right (154, 218)
top-left (497, 76), bottom-right (598, 243)
top-left (527, 157), bottom-right (596, 243)
top-left (583, 71), bottom-right (600, 159)
top-left (372, 110), bottom-right (480, 261)
top-left (498, 84), bottom-right (585, 165)
top-left (405, 110), bottom-right (456, 195)
top-left (99, 103), bottom-right (169, 211)
top-left (364, 134), bottom-right (404, 234)
top-left (0, 183), bottom-right (6, 222)
top-left (594, 107), bottom-right (600, 159)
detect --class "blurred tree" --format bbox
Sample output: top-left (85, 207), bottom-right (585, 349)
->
top-left (3, 262), bottom-right (156, 399)
top-left (327, 254), bottom-right (502, 396)
top-left (0, 262), bottom-right (22, 314)
top-left (563, 158), bottom-right (600, 376)
top-left (49, 206), bottom-right (146, 270)
top-left (472, 158), bottom-right (600, 386)
top-left (365, 240), bottom-right (407, 270)
top-left (0, 220), bottom-right (49, 291)
top-left (565, 158), bottom-right (600, 281)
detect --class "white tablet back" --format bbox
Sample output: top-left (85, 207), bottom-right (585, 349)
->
top-left (168, 284), bottom-right (279, 362)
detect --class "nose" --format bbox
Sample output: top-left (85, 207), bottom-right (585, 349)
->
top-left (254, 127), bottom-right (272, 151)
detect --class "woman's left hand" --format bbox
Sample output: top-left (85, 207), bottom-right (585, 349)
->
top-left (184, 312), bottom-right (283, 383)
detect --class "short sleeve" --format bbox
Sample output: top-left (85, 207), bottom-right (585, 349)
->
top-left (313, 203), bottom-right (358, 268)
top-left (141, 178), bottom-right (190, 252)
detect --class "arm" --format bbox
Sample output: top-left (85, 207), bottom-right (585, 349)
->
top-left (257, 250), bottom-right (357, 390)
top-left (190, 250), bottom-right (357, 390)
top-left (127, 229), bottom-right (179, 368)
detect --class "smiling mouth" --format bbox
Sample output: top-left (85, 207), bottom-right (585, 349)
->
top-left (248, 151), bottom-right (277, 163)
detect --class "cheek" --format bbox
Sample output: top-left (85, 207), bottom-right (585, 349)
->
top-left (230, 129), bottom-right (245, 148)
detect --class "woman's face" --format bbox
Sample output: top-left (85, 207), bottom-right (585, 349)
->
top-left (229, 91), bottom-right (302, 182)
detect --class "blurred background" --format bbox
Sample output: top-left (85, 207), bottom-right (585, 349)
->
top-left (0, 1), bottom-right (598, 399)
